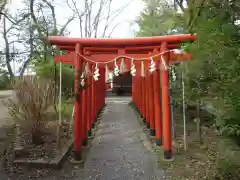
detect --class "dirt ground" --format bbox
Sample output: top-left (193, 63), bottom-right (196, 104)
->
top-left (155, 116), bottom-right (240, 180)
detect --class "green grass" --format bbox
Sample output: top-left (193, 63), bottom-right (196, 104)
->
top-left (56, 103), bottom-right (74, 118)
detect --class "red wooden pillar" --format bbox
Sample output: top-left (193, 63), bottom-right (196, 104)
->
top-left (103, 69), bottom-right (106, 106)
top-left (139, 77), bottom-right (143, 115)
top-left (87, 73), bottom-right (92, 137)
top-left (95, 68), bottom-right (103, 119)
top-left (97, 73), bottom-right (100, 114)
top-left (136, 76), bottom-right (139, 109)
top-left (138, 76), bottom-right (140, 109)
top-left (81, 78), bottom-right (88, 146)
top-left (98, 68), bottom-right (103, 114)
top-left (138, 76), bottom-right (141, 111)
top-left (100, 67), bottom-right (105, 111)
top-left (91, 65), bottom-right (96, 128)
top-left (94, 73), bottom-right (98, 122)
top-left (146, 71), bottom-right (150, 129)
top-left (95, 72), bottom-right (99, 117)
top-left (73, 43), bottom-right (82, 160)
top-left (137, 76), bottom-right (138, 107)
top-left (131, 76), bottom-right (134, 103)
top-left (135, 73), bottom-right (138, 107)
top-left (161, 42), bottom-right (172, 159)
top-left (103, 68), bottom-right (106, 106)
top-left (132, 76), bottom-right (136, 105)
top-left (142, 76), bottom-right (146, 124)
top-left (149, 73), bottom-right (155, 136)
top-left (153, 66), bottom-right (162, 145)
top-left (134, 76), bottom-right (137, 107)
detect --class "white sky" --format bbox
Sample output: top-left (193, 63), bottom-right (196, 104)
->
top-left (8, 0), bottom-right (145, 38)
top-left (2, 0), bottom-right (145, 75)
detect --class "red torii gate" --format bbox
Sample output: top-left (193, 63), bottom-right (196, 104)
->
top-left (47, 34), bottom-right (196, 161)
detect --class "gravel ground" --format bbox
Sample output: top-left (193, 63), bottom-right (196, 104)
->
top-left (0, 96), bottom-right (167, 180)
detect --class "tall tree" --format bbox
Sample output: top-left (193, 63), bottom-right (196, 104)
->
top-left (174, 0), bottom-right (240, 141)
top-left (137, 0), bottom-right (240, 142)
top-left (0, 0), bottom-right (75, 77)
top-left (136, 0), bottom-right (184, 37)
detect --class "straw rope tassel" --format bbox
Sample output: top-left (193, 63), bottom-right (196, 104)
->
top-left (119, 58), bottom-right (127, 74)
top-left (85, 62), bottom-right (91, 75)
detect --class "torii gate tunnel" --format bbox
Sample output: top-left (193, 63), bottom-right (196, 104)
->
top-left (47, 34), bottom-right (196, 161)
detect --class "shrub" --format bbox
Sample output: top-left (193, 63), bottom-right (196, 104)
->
top-left (213, 137), bottom-right (240, 180)
top-left (0, 72), bottom-right (11, 90)
top-left (215, 156), bottom-right (240, 180)
top-left (220, 124), bottom-right (240, 145)
top-left (4, 78), bottom-right (56, 145)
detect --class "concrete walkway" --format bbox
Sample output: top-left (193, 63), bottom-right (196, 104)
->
top-left (78, 97), bottom-right (166, 180)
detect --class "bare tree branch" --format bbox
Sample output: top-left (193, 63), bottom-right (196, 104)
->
top-left (0, 0), bottom-right (7, 20)
top-left (102, 0), bottom-right (112, 37)
top-left (66, 0), bottom-right (88, 37)
top-left (67, 0), bottom-right (130, 38)
top-left (20, 16), bottom-right (34, 76)
top-left (30, 0), bottom-right (46, 41)
top-left (0, 12), bottom-right (16, 24)
top-left (107, 22), bottom-right (122, 38)
top-left (2, 15), bottom-right (13, 77)
top-left (93, 0), bottom-right (107, 37)
top-left (59, 15), bottom-right (76, 35)
top-left (174, 0), bottom-right (185, 12)
top-left (42, 0), bottom-right (57, 35)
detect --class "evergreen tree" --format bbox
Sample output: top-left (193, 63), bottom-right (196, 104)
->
top-left (136, 0), bottom-right (184, 37)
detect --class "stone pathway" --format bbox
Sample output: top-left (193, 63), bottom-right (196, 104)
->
top-left (76, 97), bottom-right (166, 180)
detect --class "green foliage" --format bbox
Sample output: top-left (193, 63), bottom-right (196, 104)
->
top-left (215, 155), bottom-right (240, 179)
top-left (0, 71), bottom-right (10, 90)
top-left (35, 59), bottom-right (74, 99)
top-left (137, 0), bottom-right (240, 142)
top-left (220, 125), bottom-right (240, 145)
top-left (56, 102), bottom-right (73, 118)
top-left (136, 0), bottom-right (185, 37)
top-left (184, 4), bottom-right (240, 140)
top-left (137, 0), bottom-right (240, 178)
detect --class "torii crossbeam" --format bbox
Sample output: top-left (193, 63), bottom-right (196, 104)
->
top-left (47, 34), bottom-right (196, 161)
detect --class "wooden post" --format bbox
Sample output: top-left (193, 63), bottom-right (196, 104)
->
top-left (161, 42), bottom-right (172, 159)
top-left (146, 71), bottom-right (150, 129)
top-left (132, 76), bottom-right (136, 105)
top-left (73, 43), bottom-right (82, 160)
top-left (142, 76), bottom-right (146, 124)
top-left (149, 73), bottom-right (155, 136)
top-left (91, 65), bottom-right (96, 128)
top-left (152, 48), bottom-right (162, 145)
top-left (136, 76), bottom-right (139, 110)
top-left (81, 79), bottom-right (88, 146)
top-left (138, 75), bottom-right (143, 118)
top-left (153, 68), bottom-right (162, 145)
top-left (87, 73), bottom-right (92, 137)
